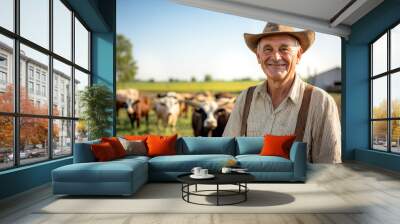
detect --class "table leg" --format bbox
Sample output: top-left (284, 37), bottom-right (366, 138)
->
top-left (217, 184), bottom-right (219, 206)
top-left (181, 184), bottom-right (183, 199)
top-left (245, 183), bottom-right (247, 201)
top-left (195, 184), bottom-right (197, 192)
top-left (187, 184), bottom-right (190, 202)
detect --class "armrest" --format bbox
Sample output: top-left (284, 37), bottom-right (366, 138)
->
top-left (73, 140), bottom-right (100, 163)
top-left (289, 141), bottom-right (307, 182)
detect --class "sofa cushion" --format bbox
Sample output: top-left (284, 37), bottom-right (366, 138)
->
top-left (236, 155), bottom-right (293, 172)
top-left (147, 134), bottom-right (177, 157)
top-left (101, 137), bottom-right (127, 158)
top-left (91, 142), bottom-right (118, 161)
top-left (178, 137), bottom-right (235, 155)
top-left (235, 137), bottom-right (263, 155)
top-left (149, 154), bottom-right (235, 172)
top-left (260, 135), bottom-right (296, 159)
top-left (119, 138), bottom-right (147, 156)
top-left (52, 159), bottom-right (147, 183)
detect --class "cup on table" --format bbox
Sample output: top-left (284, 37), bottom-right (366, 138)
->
top-left (199, 169), bottom-right (208, 176)
top-left (191, 167), bottom-right (202, 176)
top-left (221, 167), bottom-right (232, 174)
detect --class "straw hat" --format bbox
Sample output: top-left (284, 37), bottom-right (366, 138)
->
top-left (244, 23), bottom-right (315, 54)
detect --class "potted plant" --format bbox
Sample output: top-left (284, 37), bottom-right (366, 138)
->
top-left (79, 84), bottom-right (113, 140)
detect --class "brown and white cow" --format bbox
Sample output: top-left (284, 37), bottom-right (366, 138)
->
top-left (186, 92), bottom-right (235, 137)
top-left (153, 92), bottom-right (181, 132)
top-left (116, 89), bottom-right (150, 128)
top-left (116, 89), bottom-right (139, 115)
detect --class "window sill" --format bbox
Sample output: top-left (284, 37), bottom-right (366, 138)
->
top-left (0, 156), bottom-right (72, 175)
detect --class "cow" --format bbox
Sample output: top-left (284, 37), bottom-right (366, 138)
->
top-left (153, 92), bottom-right (181, 132)
top-left (116, 89), bottom-right (139, 116)
top-left (176, 93), bottom-right (194, 118)
top-left (128, 95), bottom-right (151, 129)
top-left (116, 89), bottom-right (150, 129)
top-left (186, 92), bottom-right (236, 137)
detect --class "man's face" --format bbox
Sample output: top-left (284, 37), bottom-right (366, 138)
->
top-left (256, 34), bottom-right (302, 82)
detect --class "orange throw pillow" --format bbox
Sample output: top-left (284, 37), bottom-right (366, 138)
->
top-left (146, 134), bottom-right (178, 157)
top-left (101, 137), bottom-right (126, 158)
top-left (259, 134), bottom-right (296, 159)
top-left (91, 142), bottom-right (117, 161)
top-left (124, 135), bottom-right (148, 141)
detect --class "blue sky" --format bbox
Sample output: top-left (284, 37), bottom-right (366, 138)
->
top-left (117, 0), bottom-right (341, 81)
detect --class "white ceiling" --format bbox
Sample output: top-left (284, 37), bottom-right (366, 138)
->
top-left (171, 0), bottom-right (384, 38)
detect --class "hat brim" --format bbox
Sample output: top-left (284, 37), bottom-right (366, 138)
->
top-left (244, 30), bottom-right (315, 54)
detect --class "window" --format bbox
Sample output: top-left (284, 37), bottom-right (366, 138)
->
top-left (53, 0), bottom-right (72, 60)
top-left (28, 67), bottom-right (34, 80)
top-left (74, 69), bottom-right (89, 142)
top-left (74, 69), bottom-right (89, 119)
top-left (35, 70), bottom-right (41, 81)
top-left (0, 116), bottom-right (13, 170)
top-left (53, 59), bottom-right (72, 117)
top-left (53, 119), bottom-right (72, 158)
top-left (28, 81), bottom-right (34, 94)
top-left (20, 117), bottom-right (49, 165)
top-left (20, 0), bottom-right (49, 49)
top-left (0, 0), bottom-right (91, 170)
top-left (0, 54), bottom-right (8, 90)
top-left (371, 23), bottom-right (400, 154)
top-left (0, 0), bottom-right (14, 32)
top-left (75, 18), bottom-right (90, 70)
top-left (42, 85), bottom-right (46, 97)
top-left (0, 71), bottom-right (6, 85)
top-left (36, 84), bottom-right (40, 95)
top-left (0, 34), bottom-right (13, 113)
top-left (0, 55), bottom-right (7, 67)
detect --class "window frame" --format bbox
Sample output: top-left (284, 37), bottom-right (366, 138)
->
top-left (0, 0), bottom-right (92, 171)
top-left (370, 21), bottom-right (400, 154)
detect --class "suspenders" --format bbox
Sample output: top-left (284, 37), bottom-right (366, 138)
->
top-left (240, 86), bottom-right (256, 136)
top-left (240, 83), bottom-right (314, 161)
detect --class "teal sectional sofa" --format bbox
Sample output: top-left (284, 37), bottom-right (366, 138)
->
top-left (52, 137), bottom-right (307, 196)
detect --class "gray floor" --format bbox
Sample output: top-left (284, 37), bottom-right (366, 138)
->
top-left (1, 162), bottom-right (400, 224)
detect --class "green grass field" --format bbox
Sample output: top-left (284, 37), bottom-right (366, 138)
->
top-left (117, 80), bottom-right (262, 93)
top-left (117, 108), bottom-right (194, 137)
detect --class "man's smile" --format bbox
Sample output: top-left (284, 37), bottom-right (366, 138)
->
top-left (265, 61), bottom-right (288, 70)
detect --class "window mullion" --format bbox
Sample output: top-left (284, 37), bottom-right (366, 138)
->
top-left (71, 10), bottom-right (76, 155)
top-left (13, 0), bottom-right (20, 167)
top-left (388, 30), bottom-right (391, 153)
top-left (48, 0), bottom-right (54, 160)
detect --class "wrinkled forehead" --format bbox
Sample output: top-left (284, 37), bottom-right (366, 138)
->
top-left (257, 34), bottom-right (299, 48)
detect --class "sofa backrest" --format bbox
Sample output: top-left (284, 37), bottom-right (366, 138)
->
top-left (235, 136), bottom-right (263, 155)
top-left (73, 139), bottom-right (100, 163)
top-left (177, 137), bottom-right (236, 155)
top-left (73, 137), bottom-right (268, 162)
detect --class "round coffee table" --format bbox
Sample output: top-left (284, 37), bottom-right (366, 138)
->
top-left (177, 173), bottom-right (255, 206)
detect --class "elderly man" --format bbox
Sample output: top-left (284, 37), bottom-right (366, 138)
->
top-left (222, 23), bottom-right (341, 163)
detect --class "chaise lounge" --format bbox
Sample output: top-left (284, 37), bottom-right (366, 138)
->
top-left (52, 137), bottom-right (307, 196)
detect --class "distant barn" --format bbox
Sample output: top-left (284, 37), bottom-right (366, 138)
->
top-left (309, 67), bottom-right (341, 93)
